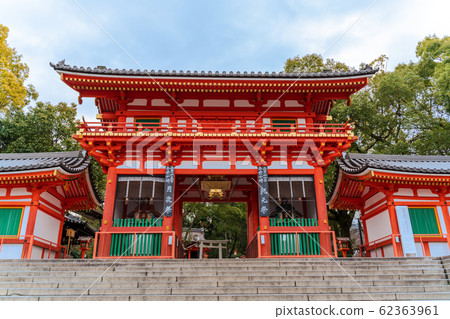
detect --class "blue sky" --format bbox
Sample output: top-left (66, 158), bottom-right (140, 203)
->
top-left (1, 0), bottom-right (449, 120)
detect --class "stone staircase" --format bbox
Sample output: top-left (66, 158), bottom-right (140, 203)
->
top-left (0, 256), bottom-right (449, 301)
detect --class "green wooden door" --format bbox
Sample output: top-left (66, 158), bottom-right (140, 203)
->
top-left (0, 208), bottom-right (23, 236)
top-left (408, 208), bottom-right (440, 235)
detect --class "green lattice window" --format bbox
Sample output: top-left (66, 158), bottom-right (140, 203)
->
top-left (135, 118), bottom-right (161, 128)
top-left (0, 208), bottom-right (23, 236)
top-left (408, 207), bottom-right (440, 235)
top-left (272, 119), bottom-right (296, 132)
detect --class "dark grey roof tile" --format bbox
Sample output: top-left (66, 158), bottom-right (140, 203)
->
top-left (338, 153), bottom-right (450, 175)
top-left (0, 151), bottom-right (90, 174)
top-left (50, 60), bottom-right (378, 79)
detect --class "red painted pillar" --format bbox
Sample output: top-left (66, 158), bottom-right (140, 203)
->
top-left (385, 192), bottom-right (403, 257)
top-left (25, 188), bottom-right (42, 236)
top-left (438, 192), bottom-right (450, 252)
top-left (361, 216), bottom-right (371, 257)
top-left (97, 166), bottom-right (117, 258)
top-left (56, 210), bottom-right (65, 259)
top-left (313, 166), bottom-right (332, 256)
top-left (24, 188), bottom-right (42, 259)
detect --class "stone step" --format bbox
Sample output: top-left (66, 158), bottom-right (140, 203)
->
top-left (0, 256), bottom-right (447, 301)
top-left (171, 273), bottom-right (447, 282)
top-left (1, 291), bottom-right (450, 301)
top-left (0, 267), bottom-right (444, 279)
top-left (5, 284), bottom-right (449, 297)
top-left (0, 258), bottom-right (440, 267)
top-left (1, 278), bottom-right (448, 289)
top-left (0, 263), bottom-right (442, 272)
top-left (5, 272), bottom-right (443, 284)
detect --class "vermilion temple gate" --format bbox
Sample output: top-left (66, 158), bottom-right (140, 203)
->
top-left (51, 61), bottom-right (376, 258)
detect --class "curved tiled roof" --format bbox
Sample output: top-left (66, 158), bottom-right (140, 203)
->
top-left (337, 153), bottom-right (450, 175)
top-left (0, 151), bottom-right (90, 174)
top-left (50, 60), bottom-right (378, 79)
top-left (65, 213), bottom-right (97, 236)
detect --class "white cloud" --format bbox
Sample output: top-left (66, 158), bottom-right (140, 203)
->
top-left (0, 0), bottom-right (448, 125)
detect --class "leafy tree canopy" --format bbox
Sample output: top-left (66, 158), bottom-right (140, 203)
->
top-left (183, 202), bottom-right (247, 258)
top-left (284, 36), bottom-right (450, 252)
top-left (0, 102), bottom-right (79, 153)
top-left (0, 24), bottom-right (37, 112)
top-left (284, 53), bottom-right (350, 73)
top-left (0, 24), bottom-right (106, 198)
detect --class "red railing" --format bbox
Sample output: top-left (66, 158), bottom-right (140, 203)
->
top-left (414, 234), bottom-right (448, 257)
top-left (360, 234), bottom-right (401, 257)
top-left (0, 235), bottom-right (65, 259)
top-left (77, 121), bottom-right (353, 136)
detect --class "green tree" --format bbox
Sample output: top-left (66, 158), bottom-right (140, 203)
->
top-left (0, 102), bottom-right (79, 153)
top-left (284, 53), bottom-right (350, 73)
top-left (330, 39), bottom-right (450, 155)
top-left (0, 24), bottom-right (37, 112)
top-left (416, 35), bottom-right (450, 112)
top-left (284, 40), bottom-right (450, 254)
top-left (0, 101), bottom-right (107, 197)
top-left (0, 24), bottom-right (107, 198)
top-left (183, 202), bottom-right (247, 257)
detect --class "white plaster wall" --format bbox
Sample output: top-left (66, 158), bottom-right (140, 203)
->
top-left (151, 99), bottom-right (170, 107)
top-left (235, 160), bottom-right (254, 169)
top-left (383, 244), bottom-right (395, 257)
top-left (202, 161), bottom-right (231, 169)
top-left (0, 244), bottom-right (23, 259)
top-left (292, 161), bottom-right (312, 169)
top-left (30, 246), bottom-right (43, 259)
top-left (180, 99), bottom-right (199, 107)
top-left (371, 247), bottom-right (383, 258)
top-left (176, 161), bottom-right (198, 169)
top-left (415, 243), bottom-right (424, 257)
top-left (284, 100), bottom-right (303, 107)
top-left (268, 161), bottom-right (288, 169)
top-left (362, 187), bottom-right (369, 197)
top-left (37, 248), bottom-right (57, 259)
top-left (429, 242), bottom-right (450, 257)
top-left (19, 207), bottom-right (30, 236)
top-left (261, 100), bottom-right (280, 108)
top-left (366, 210), bottom-right (392, 242)
top-left (0, 188), bottom-right (6, 197)
top-left (396, 206), bottom-right (416, 256)
top-left (365, 192), bottom-right (386, 208)
top-left (203, 99), bottom-right (229, 107)
top-left (235, 100), bottom-right (253, 107)
top-left (417, 189), bottom-right (438, 197)
top-left (436, 207), bottom-right (447, 234)
top-left (144, 161), bottom-right (165, 170)
top-left (10, 188), bottom-right (31, 196)
top-left (128, 99), bottom-right (147, 106)
top-left (394, 188), bottom-right (414, 197)
top-left (56, 186), bottom-right (64, 197)
top-left (40, 192), bottom-right (62, 209)
top-left (117, 160), bottom-right (140, 169)
top-left (33, 210), bottom-right (60, 244)
top-left (394, 198), bottom-right (440, 203)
